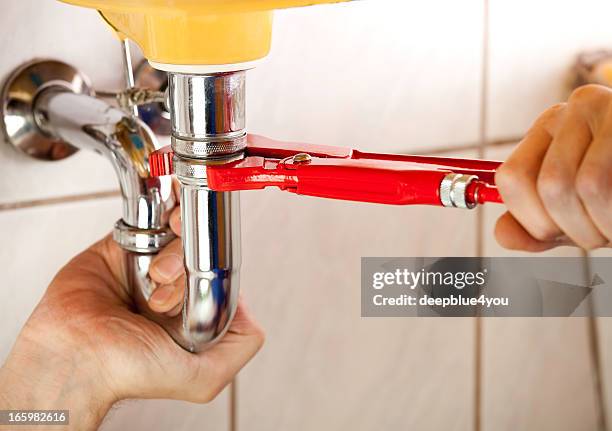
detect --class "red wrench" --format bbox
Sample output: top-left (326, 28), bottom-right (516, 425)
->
top-left (149, 135), bottom-right (503, 209)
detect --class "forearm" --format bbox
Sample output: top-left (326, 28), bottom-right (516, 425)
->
top-left (0, 337), bottom-right (115, 431)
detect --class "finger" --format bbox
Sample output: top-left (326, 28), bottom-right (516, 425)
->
top-left (495, 211), bottom-right (573, 252)
top-left (495, 104), bottom-right (565, 242)
top-left (576, 123), bottom-right (612, 244)
top-left (149, 238), bottom-right (184, 284)
top-left (182, 299), bottom-right (265, 403)
top-left (164, 296), bottom-right (185, 317)
top-left (149, 274), bottom-right (186, 314)
top-left (170, 206), bottom-right (181, 237)
top-left (537, 108), bottom-right (608, 249)
top-left (172, 178), bottom-right (181, 202)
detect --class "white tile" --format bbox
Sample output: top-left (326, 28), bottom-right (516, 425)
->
top-left (237, 150), bottom-right (479, 430)
top-left (248, 0), bottom-right (483, 153)
top-left (488, 0), bottom-right (612, 139)
top-left (482, 317), bottom-right (599, 431)
top-left (101, 397), bottom-right (228, 431)
top-left (0, 198), bottom-right (228, 431)
top-left (588, 249), bottom-right (612, 419)
top-left (481, 144), bottom-right (599, 430)
top-left (0, 198), bottom-right (122, 361)
top-left (0, 0), bottom-right (128, 204)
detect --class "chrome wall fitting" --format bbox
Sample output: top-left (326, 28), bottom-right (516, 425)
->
top-left (1, 59), bottom-right (92, 161)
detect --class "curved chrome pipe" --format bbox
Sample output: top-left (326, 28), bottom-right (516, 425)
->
top-left (179, 183), bottom-right (241, 350)
top-left (34, 88), bottom-right (237, 352)
top-left (35, 89), bottom-right (175, 229)
top-left (165, 72), bottom-right (246, 350)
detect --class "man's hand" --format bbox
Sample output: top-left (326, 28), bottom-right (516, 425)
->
top-left (0, 205), bottom-right (264, 430)
top-left (495, 84), bottom-right (612, 252)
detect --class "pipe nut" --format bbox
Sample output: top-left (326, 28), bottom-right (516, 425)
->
top-left (440, 173), bottom-right (478, 210)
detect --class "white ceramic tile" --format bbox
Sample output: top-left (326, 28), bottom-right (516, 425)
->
top-left (0, 198), bottom-right (228, 431)
top-left (588, 249), bottom-right (612, 421)
top-left (482, 317), bottom-right (599, 431)
top-left (488, 0), bottom-right (612, 139)
top-left (101, 397), bottom-right (228, 431)
top-left (247, 0), bottom-right (483, 153)
top-left (481, 144), bottom-right (599, 430)
top-left (0, 198), bottom-right (122, 360)
top-left (237, 150), bottom-right (479, 430)
top-left (0, 0), bottom-right (128, 205)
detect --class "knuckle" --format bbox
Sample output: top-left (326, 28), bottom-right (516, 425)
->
top-left (535, 103), bottom-right (566, 128)
top-left (495, 162), bottom-right (525, 194)
top-left (537, 171), bottom-right (569, 205)
top-left (576, 165), bottom-right (609, 201)
top-left (569, 84), bottom-right (612, 107)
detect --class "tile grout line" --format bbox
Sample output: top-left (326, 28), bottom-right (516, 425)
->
top-left (0, 190), bottom-right (121, 212)
top-left (0, 138), bottom-right (522, 213)
top-left (475, 0), bottom-right (490, 430)
top-left (413, 135), bottom-right (522, 156)
top-left (229, 379), bottom-right (237, 431)
top-left (584, 251), bottom-right (609, 431)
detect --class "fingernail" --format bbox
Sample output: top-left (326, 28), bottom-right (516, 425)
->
top-left (151, 284), bottom-right (173, 305)
top-left (153, 255), bottom-right (183, 281)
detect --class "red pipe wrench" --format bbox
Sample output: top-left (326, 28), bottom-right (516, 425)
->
top-left (149, 135), bottom-right (503, 209)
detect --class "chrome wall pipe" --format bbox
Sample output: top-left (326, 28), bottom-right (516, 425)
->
top-left (35, 90), bottom-right (175, 230)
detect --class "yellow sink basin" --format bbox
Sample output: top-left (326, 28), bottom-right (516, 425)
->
top-left (60, 0), bottom-right (349, 67)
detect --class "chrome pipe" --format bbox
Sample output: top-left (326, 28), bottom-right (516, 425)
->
top-left (168, 72), bottom-right (247, 158)
top-left (35, 89), bottom-right (175, 229)
top-left (167, 71), bottom-right (246, 351)
top-left (180, 183), bottom-right (241, 350)
top-left (33, 87), bottom-right (219, 351)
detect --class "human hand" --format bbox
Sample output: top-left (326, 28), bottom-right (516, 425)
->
top-left (495, 84), bottom-right (612, 252)
top-left (0, 204), bottom-right (264, 430)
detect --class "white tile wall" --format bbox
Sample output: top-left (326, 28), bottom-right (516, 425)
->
top-left (0, 198), bottom-right (122, 361)
top-left (0, 0), bottom-right (124, 205)
top-left (488, 0), bottom-right (612, 140)
top-left (248, 0), bottom-right (484, 153)
top-left (589, 249), bottom-right (612, 421)
top-left (481, 144), bottom-right (599, 430)
top-left (237, 150), bottom-right (479, 431)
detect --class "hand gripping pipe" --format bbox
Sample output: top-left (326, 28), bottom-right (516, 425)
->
top-left (32, 80), bottom-right (238, 352)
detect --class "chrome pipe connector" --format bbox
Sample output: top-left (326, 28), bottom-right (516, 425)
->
top-left (169, 72), bottom-right (247, 159)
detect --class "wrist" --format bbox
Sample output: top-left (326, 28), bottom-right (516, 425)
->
top-left (0, 331), bottom-right (117, 430)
